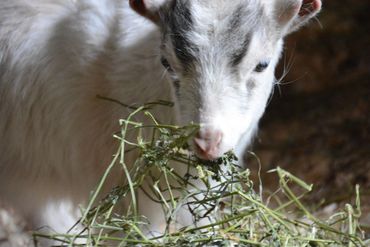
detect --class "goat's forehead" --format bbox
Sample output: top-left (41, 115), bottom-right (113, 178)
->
top-left (182, 1), bottom-right (261, 23)
top-left (161, 0), bottom-right (268, 69)
top-left (163, 0), bottom-right (265, 38)
top-left (191, 0), bottom-right (259, 16)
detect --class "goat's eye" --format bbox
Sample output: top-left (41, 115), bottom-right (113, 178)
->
top-left (160, 57), bottom-right (173, 71)
top-left (254, 61), bottom-right (269, 73)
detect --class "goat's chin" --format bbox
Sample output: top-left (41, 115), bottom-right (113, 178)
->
top-left (193, 150), bottom-right (222, 161)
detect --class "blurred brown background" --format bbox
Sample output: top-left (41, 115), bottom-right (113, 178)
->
top-left (247, 0), bottom-right (370, 229)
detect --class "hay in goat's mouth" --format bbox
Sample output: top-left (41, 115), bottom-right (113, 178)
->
top-left (33, 103), bottom-right (369, 246)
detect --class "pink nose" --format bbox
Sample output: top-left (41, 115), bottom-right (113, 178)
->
top-left (194, 128), bottom-right (223, 160)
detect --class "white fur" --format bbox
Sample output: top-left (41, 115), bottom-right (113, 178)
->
top-left (0, 0), bottom-right (320, 238)
top-left (0, 0), bottom-right (174, 233)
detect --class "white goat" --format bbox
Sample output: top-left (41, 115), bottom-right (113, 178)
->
top-left (0, 0), bottom-right (321, 238)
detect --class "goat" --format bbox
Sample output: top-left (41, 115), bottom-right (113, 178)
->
top-left (0, 0), bottom-right (321, 238)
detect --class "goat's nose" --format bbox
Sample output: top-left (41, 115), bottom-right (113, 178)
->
top-left (194, 129), bottom-right (223, 160)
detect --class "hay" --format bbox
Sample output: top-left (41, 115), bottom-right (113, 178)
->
top-left (33, 104), bottom-right (369, 246)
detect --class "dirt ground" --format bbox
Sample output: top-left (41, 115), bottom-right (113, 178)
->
top-left (246, 0), bottom-right (370, 233)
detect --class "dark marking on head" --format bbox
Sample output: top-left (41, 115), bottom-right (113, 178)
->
top-left (227, 5), bottom-right (259, 68)
top-left (247, 79), bottom-right (256, 91)
top-left (160, 0), bottom-right (196, 70)
top-left (230, 35), bottom-right (251, 67)
top-left (228, 5), bottom-right (245, 31)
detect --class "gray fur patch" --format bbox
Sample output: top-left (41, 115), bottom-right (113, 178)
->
top-left (160, 0), bottom-right (196, 70)
top-left (226, 4), bottom-right (264, 68)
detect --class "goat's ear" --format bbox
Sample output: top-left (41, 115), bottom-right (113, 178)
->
top-left (274, 0), bottom-right (322, 34)
top-left (129, 0), bottom-right (168, 23)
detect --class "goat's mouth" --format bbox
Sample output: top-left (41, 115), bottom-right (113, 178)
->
top-left (193, 145), bottom-right (222, 161)
top-left (191, 140), bottom-right (234, 162)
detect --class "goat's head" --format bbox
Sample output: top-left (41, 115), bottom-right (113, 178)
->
top-left (130, 0), bottom-right (321, 160)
